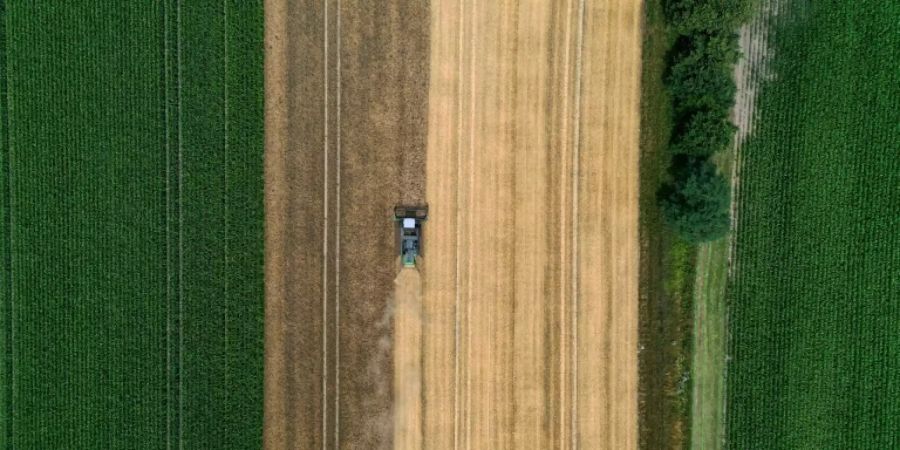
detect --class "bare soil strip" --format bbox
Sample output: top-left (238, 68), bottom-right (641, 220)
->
top-left (264, 0), bottom-right (328, 447)
top-left (393, 269), bottom-right (424, 448)
top-left (336, 1), bottom-right (428, 448)
top-left (422, 0), bottom-right (641, 448)
top-left (265, 0), bottom-right (429, 448)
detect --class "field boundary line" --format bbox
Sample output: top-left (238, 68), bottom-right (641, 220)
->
top-left (465, 0), bottom-right (477, 446)
top-left (555, 0), bottom-right (580, 446)
top-left (606, 3), bottom-right (622, 440)
top-left (0, 0), bottom-right (15, 445)
top-left (559, 0), bottom-right (572, 446)
top-left (570, 0), bottom-right (585, 447)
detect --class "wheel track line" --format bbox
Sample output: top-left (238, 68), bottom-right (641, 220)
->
top-left (570, 0), bottom-right (585, 446)
top-left (453, 0), bottom-right (464, 448)
top-left (176, 1), bottom-right (185, 446)
top-left (558, 1), bottom-right (573, 445)
top-left (611, 3), bottom-right (633, 445)
top-left (465, 0), bottom-right (477, 446)
top-left (222, 0), bottom-right (230, 420)
top-left (1, 0), bottom-right (14, 445)
top-left (609, 5), bottom-right (623, 446)
top-left (593, 3), bottom-right (616, 444)
top-left (624, 3), bottom-right (642, 445)
top-left (161, 1), bottom-right (172, 447)
top-left (321, 0), bottom-right (329, 447)
top-left (334, 0), bottom-right (341, 446)
top-left (555, 0), bottom-right (579, 446)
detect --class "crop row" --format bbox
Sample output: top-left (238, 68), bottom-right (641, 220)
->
top-left (726, 1), bottom-right (900, 448)
top-left (0, 1), bottom-right (264, 448)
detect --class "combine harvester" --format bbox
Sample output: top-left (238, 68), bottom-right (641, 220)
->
top-left (394, 205), bottom-right (428, 268)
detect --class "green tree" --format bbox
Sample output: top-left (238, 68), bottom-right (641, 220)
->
top-left (664, 0), bottom-right (755, 34)
top-left (659, 157), bottom-right (731, 242)
top-left (665, 32), bottom-right (740, 115)
top-left (669, 107), bottom-right (737, 157)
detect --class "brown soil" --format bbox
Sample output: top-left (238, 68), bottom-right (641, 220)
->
top-left (264, 0), bottom-right (429, 449)
top-left (263, 0), bottom-right (328, 447)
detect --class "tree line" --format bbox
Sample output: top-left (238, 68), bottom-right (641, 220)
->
top-left (658, 0), bottom-right (754, 242)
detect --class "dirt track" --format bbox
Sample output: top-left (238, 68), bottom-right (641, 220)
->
top-left (265, 0), bottom-right (641, 448)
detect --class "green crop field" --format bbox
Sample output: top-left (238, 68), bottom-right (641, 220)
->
top-left (0, 2), bottom-right (264, 448)
top-left (727, 0), bottom-right (899, 448)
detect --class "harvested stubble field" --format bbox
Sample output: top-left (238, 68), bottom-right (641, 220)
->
top-left (264, 0), bottom-right (641, 448)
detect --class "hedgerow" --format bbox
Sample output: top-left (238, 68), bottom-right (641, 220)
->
top-left (657, 2), bottom-right (753, 242)
top-left (665, 32), bottom-right (740, 117)
top-left (659, 156), bottom-right (730, 243)
top-left (664, 0), bottom-right (754, 34)
top-left (668, 108), bottom-right (736, 157)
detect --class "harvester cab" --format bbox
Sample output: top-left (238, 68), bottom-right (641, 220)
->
top-left (394, 205), bottom-right (428, 268)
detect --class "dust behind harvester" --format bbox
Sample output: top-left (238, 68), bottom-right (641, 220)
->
top-left (394, 205), bottom-right (428, 268)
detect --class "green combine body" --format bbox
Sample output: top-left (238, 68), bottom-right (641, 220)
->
top-left (394, 205), bottom-right (428, 268)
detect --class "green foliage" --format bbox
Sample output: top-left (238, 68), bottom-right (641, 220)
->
top-left (727, 1), bottom-right (900, 448)
top-left (0, 2), bottom-right (264, 448)
top-left (658, 9), bottom-right (743, 242)
top-left (664, 0), bottom-right (755, 33)
top-left (664, 237), bottom-right (695, 297)
top-left (637, 2), bottom-right (699, 448)
top-left (665, 33), bottom-right (740, 116)
top-left (178, 2), bottom-right (265, 448)
top-left (669, 107), bottom-right (736, 157)
top-left (659, 157), bottom-right (731, 243)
